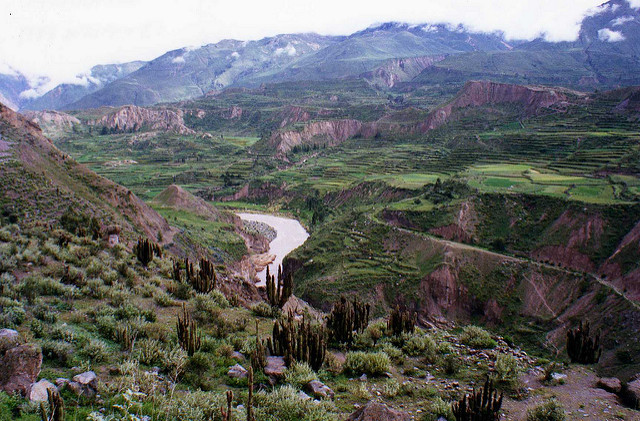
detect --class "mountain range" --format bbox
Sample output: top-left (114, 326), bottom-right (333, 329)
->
top-left (3, 0), bottom-right (639, 111)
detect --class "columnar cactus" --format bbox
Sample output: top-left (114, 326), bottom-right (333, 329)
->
top-left (177, 304), bottom-right (201, 355)
top-left (452, 379), bottom-right (503, 421)
top-left (326, 296), bottom-right (371, 345)
top-left (567, 321), bottom-right (602, 364)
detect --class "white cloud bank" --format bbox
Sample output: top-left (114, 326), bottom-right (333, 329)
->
top-left (598, 28), bottom-right (626, 42)
top-left (0, 0), bottom-right (611, 93)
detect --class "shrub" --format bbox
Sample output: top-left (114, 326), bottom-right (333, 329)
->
top-left (134, 338), bottom-right (163, 365)
top-left (421, 397), bottom-right (455, 421)
top-left (192, 294), bottom-right (222, 322)
top-left (494, 353), bottom-right (520, 387)
top-left (41, 339), bottom-right (74, 366)
top-left (443, 353), bottom-right (461, 375)
top-left (0, 305), bottom-right (25, 328)
top-left (251, 302), bottom-right (279, 318)
top-left (254, 385), bottom-right (337, 421)
top-left (155, 390), bottom-right (224, 421)
top-left (379, 342), bottom-right (403, 364)
top-left (403, 334), bottom-right (436, 361)
top-left (153, 290), bottom-right (177, 307)
top-left (460, 325), bottom-right (496, 349)
top-left (284, 362), bottom-right (318, 388)
top-left (526, 398), bottom-right (566, 421)
top-left (344, 351), bottom-right (391, 376)
top-left (81, 339), bottom-right (110, 363)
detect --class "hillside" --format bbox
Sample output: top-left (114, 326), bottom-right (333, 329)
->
top-left (0, 102), bottom-right (174, 243)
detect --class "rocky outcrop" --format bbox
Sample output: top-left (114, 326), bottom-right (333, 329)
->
top-left (278, 106), bottom-right (312, 128)
top-left (90, 105), bottom-right (195, 135)
top-left (305, 380), bottom-right (334, 399)
top-left (418, 81), bottom-right (576, 131)
top-left (0, 342), bottom-right (42, 396)
top-left (22, 110), bottom-right (80, 137)
top-left (269, 119), bottom-right (377, 154)
top-left (363, 55), bottom-right (446, 88)
top-left (347, 401), bottom-right (410, 421)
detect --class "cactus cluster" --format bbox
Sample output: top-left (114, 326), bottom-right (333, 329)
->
top-left (40, 388), bottom-right (64, 421)
top-left (177, 304), bottom-right (201, 355)
top-left (134, 238), bottom-right (162, 267)
top-left (268, 311), bottom-right (327, 371)
top-left (326, 296), bottom-right (371, 345)
top-left (250, 321), bottom-right (267, 372)
top-left (265, 265), bottom-right (293, 308)
top-left (387, 306), bottom-right (417, 337)
top-left (172, 257), bottom-right (217, 293)
top-left (567, 321), bottom-right (602, 364)
top-left (452, 379), bottom-right (503, 421)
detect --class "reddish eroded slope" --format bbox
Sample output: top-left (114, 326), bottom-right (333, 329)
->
top-left (0, 102), bottom-right (175, 244)
top-left (89, 104), bottom-right (195, 134)
top-left (418, 80), bottom-right (580, 131)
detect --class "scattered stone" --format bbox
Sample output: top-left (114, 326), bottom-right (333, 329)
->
top-left (597, 377), bottom-right (622, 393)
top-left (0, 343), bottom-right (42, 396)
top-left (551, 373), bottom-right (567, 381)
top-left (264, 356), bottom-right (286, 378)
top-left (68, 371), bottom-right (98, 397)
top-left (347, 401), bottom-right (411, 421)
top-left (228, 364), bottom-right (248, 378)
top-left (306, 380), bottom-right (334, 399)
top-left (231, 351), bottom-right (245, 361)
top-left (28, 379), bottom-right (57, 402)
top-left (55, 378), bottom-right (69, 389)
top-left (359, 374), bottom-right (368, 382)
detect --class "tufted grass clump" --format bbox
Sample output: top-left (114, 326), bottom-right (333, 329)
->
top-left (402, 333), bottom-right (437, 361)
top-left (526, 398), bottom-right (566, 421)
top-left (284, 361), bottom-right (318, 388)
top-left (460, 325), bottom-right (497, 349)
top-left (344, 351), bottom-right (391, 376)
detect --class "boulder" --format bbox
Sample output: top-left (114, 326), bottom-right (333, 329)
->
top-left (228, 364), bottom-right (248, 378)
top-left (0, 329), bottom-right (20, 352)
top-left (28, 379), bottom-right (57, 402)
top-left (0, 344), bottom-right (42, 396)
top-left (620, 378), bottom-right (640, 409)
top-left (68, 371), bottom-right (98, 397)
top-left (264, 356), bottom-right (286, 378)
top-left (55, 378), bottom-right (70, 389)
top-left (597, 377), bottom-right (622, 393)
top-left (231, 351), bottom-right (245, 361)
top-left (305, 380), bottom-right (334, 399)
top-left (347, 401), bottom-right (411, 421)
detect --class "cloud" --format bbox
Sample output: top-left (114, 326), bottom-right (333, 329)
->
top-left (171, 56), bottom-right (185, 64)
top-left (274, 44), bottom-right (297, 56)
top-left (628, 0), bottom-right (640, 9)
top-left (611, 16), bottom-right (635, 26)
top-left (598, 28), bottom-right (626, 42)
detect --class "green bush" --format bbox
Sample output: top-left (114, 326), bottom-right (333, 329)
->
top-left (251, 302), bottom-right (279, 318)
top-left (442, 353), bottom-right (460, 375)
top-left (460, 325), bottom-right (496, 349)
top-left (153, 290), bottom-right (177, 307)
top-left (421, 397), bottom-right (454, 421)
top-left (284, 362), bottom-right (318, 388)
top-left (402, 334), bottom-right (436, 360)
top-left (41, 339), bottom-right (74, 366)
top-left (0, 305), bottom-right (25, 328)
top-left (254, 385), bottom-right (337, 421)
top-left (526, 398), bottom-right (566, 421)
top-left (344, 351), bottom-right (391, 376)
top-left (134, 338), bottom-right (163, 365)
top-left (494, 353), bottom-right (520, 387)
top-left (81, 339), bottom-right (110, 363)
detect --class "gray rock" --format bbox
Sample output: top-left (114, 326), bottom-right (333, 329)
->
top-left (231, 351), bottom-right (245, 361)
top-left (228, 364), bottom-right (248, 378)
top-left (0, 344), bottom-right (42, 396)
top-left (0, 329), bottom-right (20, 353)
top-left (28, 379), bottom-right (57, 402)
top-left (359, 374), bottom-right (368, 382)
top-left (55, 378), bottom-right (69, 389)
top-left (597, 377), bottom-right (622, 393)
top-left (73, 371), bottom-right (97, 388)
top-left (305, 380), bottom-right (335, 399)
top-left (264, 356), bottom-right (286, 377)
top-left (0, 328), bottom-right (18, 340)
top-left (347, 401), bottom-right (411, 421)
top-left (68, 371), bottom-right (98, 397)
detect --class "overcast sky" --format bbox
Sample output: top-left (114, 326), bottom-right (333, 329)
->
top-left (0, 0), bottom-right (628, 94)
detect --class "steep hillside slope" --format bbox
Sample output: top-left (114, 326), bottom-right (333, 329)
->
top-left (86, 105), bottom-right (195, 135)
top-left (0, 102), bottom-right (174, 243)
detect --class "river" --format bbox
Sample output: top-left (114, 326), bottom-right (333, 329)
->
top-left (237, 212), bottom-right (309, 286)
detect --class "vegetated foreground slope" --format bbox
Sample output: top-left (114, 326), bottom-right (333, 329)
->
top-left (0, 102), bottom-right (174, 244)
